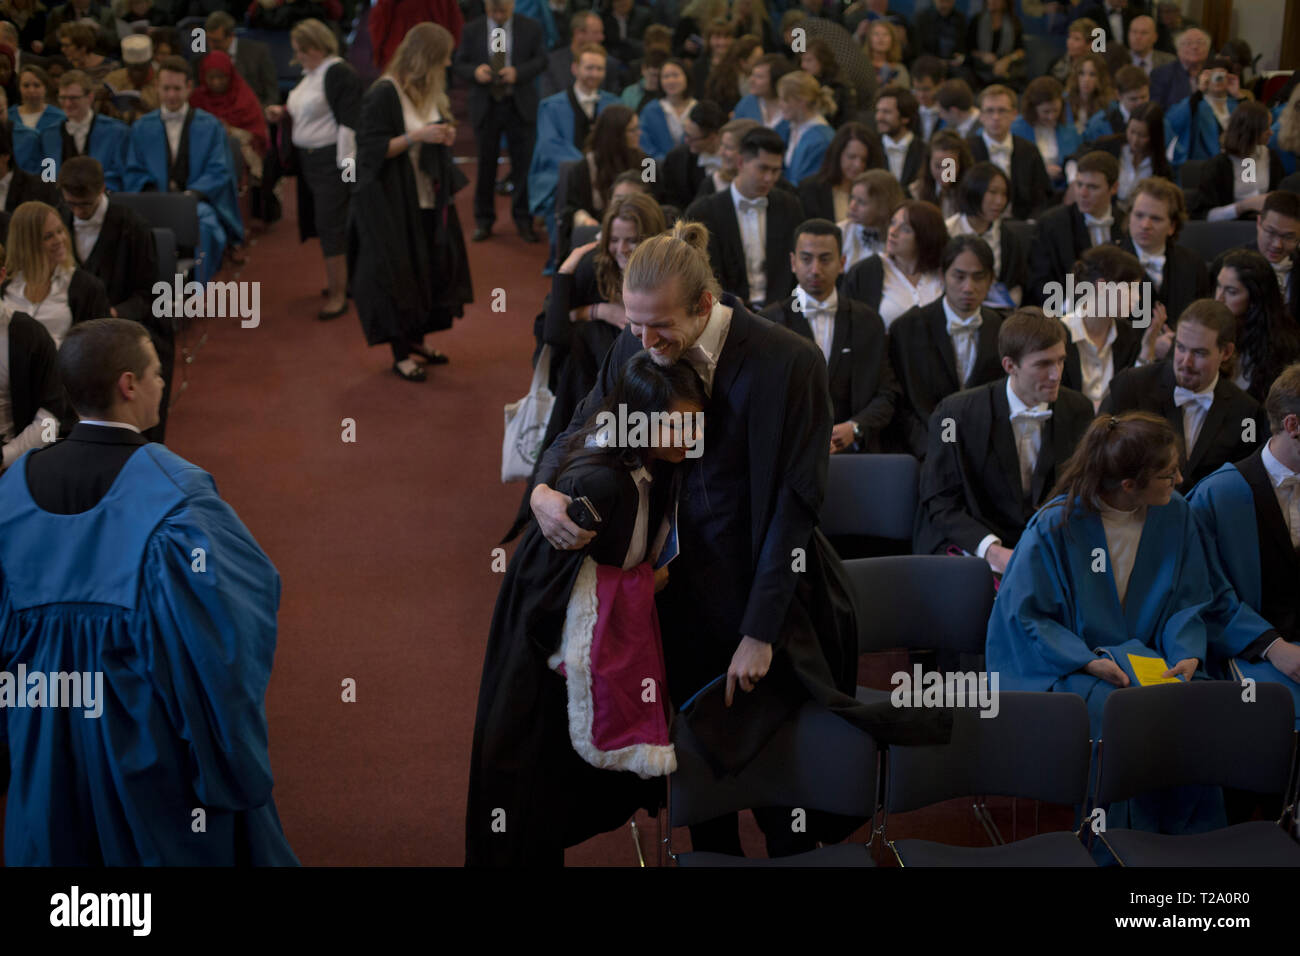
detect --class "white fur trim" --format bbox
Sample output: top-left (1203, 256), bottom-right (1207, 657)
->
top-left (557, 558), bottom-right (677, 779)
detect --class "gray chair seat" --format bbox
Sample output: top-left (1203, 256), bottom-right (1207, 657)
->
top-left (891, 831), bottom-right (1096, 867)
top-left (1100, 820), bottom-right (1300, 867)
top-left (676, 842), bottom-right (875, 867)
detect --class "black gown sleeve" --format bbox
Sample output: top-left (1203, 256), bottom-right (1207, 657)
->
top-left (70, 269), bottom-right (113, 326)
top-left (543, 249), bottom-right (607, 347)
top-left (324, 62), bottom-right (364, 131)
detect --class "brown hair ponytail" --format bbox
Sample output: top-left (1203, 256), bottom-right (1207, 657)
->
top-left (1046, 411), bottom-right (1178, 528)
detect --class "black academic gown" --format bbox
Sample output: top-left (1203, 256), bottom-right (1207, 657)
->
top-left (534, 296), bottom-right (953, 775)
top-left (661, 142), bottom-right (708, 211)
top-left (1235, 449), bottom-right (1300, 649)
top-left (761, 294), bottom-right (900, 451)
top-left (1026, 200), bottom-right (1126, 307)
top-left (888, 298), bottom-right (1007, 459)
top-left (1189, 150), bottom-right (1288, 221)
top-left (966, 134), bottom-right (1053, 221)
top-left (348, 80), bottom-right (473, 346)
top-left (915, 379), bottom-right (1094, 555)
top-left (1117, 236), bottom-right (1209, 328)
top-left (467, 456), bottom-right (671, 867)
top-left (1101, 361), bottom-right (1268, 493)
top-left (1062, 317), bottom-right (1142, 398)
top-left (4, 165), bottom-right (63, 214)
top-left (682, 187), bottom-right (804, 305)
top-left (4, 311), bottom-right (76, 444)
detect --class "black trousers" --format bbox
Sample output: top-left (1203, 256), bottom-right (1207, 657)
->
top-left (473, 98), bottom-right (534, 228)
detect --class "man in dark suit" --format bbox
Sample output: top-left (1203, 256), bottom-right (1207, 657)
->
top-left (1149, 25), bottom-right (1209, 109)
top-left (452, 0), bottom-right (549, 242)
top-left (1079, 0), bottom-right (1138, 52)
top-left (1123, 175), bottom-right (1209, 329)
top-left (0, 121), bottom-right (63, 215)
top-left (525, 227), bottom-right (950, 860)
top-left (761, 218), bottom-right (899, 453)
top-left (59, 157), bottom-right (171, 442)
top-left (1028, 151), bottom-right (1125, 307)
top-left (683, 127), bottom-right (804, 310)
top-left (913, 0), bottom-right (967, 70)
top-left (966, 85), bottom-right (1052, 221)
top-left (661, 100), bottom-right (723, 211)
top-left (205, 11), bottom-right (279, 106)
top-left (916, 306), bottom-right (1093, 573)
top-left (1102, 299), bottom-right (1267, 493)
top-left (602, 0), bottom-right (652, 65)
top-left (539, 10), bottom-right (625, 98)
top-left (890, 235), bottom-right (1007, 459)
top-left (873, 85), bottom-right (924, 190)
top-left (1212, 191), bottom-right (1300, 328)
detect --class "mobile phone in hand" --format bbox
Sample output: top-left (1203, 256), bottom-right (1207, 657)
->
top-left (566, 495), bottom-right (603, 530)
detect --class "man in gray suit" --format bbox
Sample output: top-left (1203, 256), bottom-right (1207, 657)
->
top-left (1126, 14), bottom-right (1174, 77)
top-left (205, 10), bottom-right (279, 106)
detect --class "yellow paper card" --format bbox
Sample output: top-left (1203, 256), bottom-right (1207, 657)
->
top-left (1128, 654), bottom-right (1183, 686)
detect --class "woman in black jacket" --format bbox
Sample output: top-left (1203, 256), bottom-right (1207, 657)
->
top-left (268, 18), bottom-right (362, 320)
top-left (1, 200), bottom-right (110, 349)
top-left (797, 121), bottom-right (883, 224)
top-left (1191, 101), bottom-right (1287, 221)
top-left (555, 104), bottom-right (644, 267)
top-left (347, 22), bottom-right (472, 382)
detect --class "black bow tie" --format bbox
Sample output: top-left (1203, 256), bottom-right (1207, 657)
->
top-left (860, 227), bottom-right (879, 243)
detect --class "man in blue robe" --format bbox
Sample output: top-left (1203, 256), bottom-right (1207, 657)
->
top-left (124, 55), bottom-right (244, 286)
top-left (41, 69), bottom-right (130, 192)
top-left (1188, 362), bottom-right (1300, 728)
top-left (0, 318), bottom-right (296, 866)
top-left (527, 43), bottom-right (618, 274)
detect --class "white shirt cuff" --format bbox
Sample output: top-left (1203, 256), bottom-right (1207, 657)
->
top-left (976, 534), bottom-right (1001, 560)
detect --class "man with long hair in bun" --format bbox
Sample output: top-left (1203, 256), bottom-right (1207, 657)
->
top-left (527, 219), bottom-right (952, 859)
top-left (987, 410), bottom-right (1227, 840)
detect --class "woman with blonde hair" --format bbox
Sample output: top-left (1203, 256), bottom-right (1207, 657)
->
top-left (348, 22), bottom-right (472, 382)
top-left (265, 17), bottom-right (362, 320)
top-left (866, 20), bottom-right (908, 89)
top-left (1065, 52), bottom-right (1113, 138)
top-left (777, 70), bottom-right (836, 183)
top-left (1, 200), bottom-right (110, 347)
top-left (1272, 84), bottom-right (1300, 176)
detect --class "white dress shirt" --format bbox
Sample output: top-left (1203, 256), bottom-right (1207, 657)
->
top-left (1099, 498), bottom-right (1147, 606)
top-left (942, 294), bottom-right (982, 387)
top-left (879, 256), bottom-right (943, 330)
top-left (574, 84), bottom-right (600, 120)
top-left (882, 130), bottom-right (914, 183)
top-left (946, 213), bottom-right (1002, 276)
top-left (0, 170), bottom-right (11, 211)
top-left (66, 114), bottom-right (93, 154)
top-left (485, 15), bottom-right (513, 65)
top-left (1274, 257), bottom-right (1293, 300)
top-left (5, 267), bottom-right (75, 347)
top-left (1176, 373), bottom-right (1218, 454)
top-left (730, 181), bottom-right (768, 306)
top-left (159, 102), bottom-right (189, 159)
top-left (974, 379), bottom-right (1051, 560)
top-left (918, 105), bottom-right (940, 141)
top-left (1117, 143), bottom-right (1152, 203)
top-left (288, 55), bottom-right (344, 149)
top-left (73, 194), bottom-right (109, 263)
top-left (662, 97), bottom-right (696, 148)
top-left (387, 77), bottom-right (440, 209)
top-left (1083, 207), bottom-right (1114, 248)
top-left (1133, 239), bottom-right (1165, 291)
top-left (1132, 50), bottom-right (1153, 74)
top-left (838, 218), bottom-right (885, 270)
top-left (1262, 440), bottom-right (1300, 552)
top-left (982, 131), bottom-right (1014, 177)
top-left (1033, 125), bottom-right (1059, 169)
top-left (680, 298), bottom-right (733, 397)
top-left (622, 466), bottom-right (654, 570)
top-left (796, 285), bottom-right (838, 362)
top-left (1063, 311), bottom-right (1118, 409)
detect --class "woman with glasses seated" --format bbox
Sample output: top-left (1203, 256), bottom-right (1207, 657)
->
top-left (987, 411), bottom-right (1226, 839)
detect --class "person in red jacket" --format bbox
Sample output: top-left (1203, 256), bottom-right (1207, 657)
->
top-left (370, 0), bottom-right (464, 71)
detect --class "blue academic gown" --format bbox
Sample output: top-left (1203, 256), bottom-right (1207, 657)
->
top-left (37, 114), bottom-right (131, 192)
top-left (1167, 95), bottom-right (1239, 166)
top-left (986, 492), bottom-right (1225, 840)
top-left (528, 88), bottom-right (618, 271)
top-left (1010, 116), bottom-right (1082, 184)
top-left (1271, 107), bottom-right (1297, 176)
top-left (784, 121), bottom-right (834, 186)
top-left (514, 0), bottom-right (558, 49)
top-left (1187, 463), bottom-right (1300, 727)
top-left (637, 97), bottom-right (686, 164)
top-left (124, 107), bottom-right (244, 285)
top-left (8, 105), bottom-right (67, 175)
top-left (0, 445), bottom-right (297, 866)
top-left (732, 94), bottom-right (791, 143)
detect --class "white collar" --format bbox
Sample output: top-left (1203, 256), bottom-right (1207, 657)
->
top-left (66, 111), bottom-right (93, 130)
top-left (1263, 439), bottom-right (1300, 487)
top-left (0, 169), bottom-right (12, 187)
top-left (1006, 376), bottom-right (1048, 417)
top-left (1063, 310), bottom-right (1118, 349)
top-left (882, 130), bottom-right (913, 151)
top-left (796, 285), bottom-right (837, 314)
top-left (689, 298), bottom-right (733, 368)
top-left (1187, 373), bottom-right (1219, 397)
top-left (1133, 239), bottom-right (1166, 261)
top-left (942, 295), bottom-right (980, 326)
top-left (574, 84), bottom-right (600, 102)
top-left (160, 103), bottom-right (188, 122)
top-left (630, 464), bottom-right (652, 486)
top-left (729, 180), bottom-right (765, 207)
top-left (76, 193), bottom-right (110, 229)
top-left (79, 418), bottom-right (142, 433)
top-left (983, 130), bottom-right (1013, 151)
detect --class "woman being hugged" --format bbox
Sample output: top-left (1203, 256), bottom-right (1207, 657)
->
top-left (348, 22), bottom-right (472, 382)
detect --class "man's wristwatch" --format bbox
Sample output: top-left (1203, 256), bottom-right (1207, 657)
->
top-left (851, 421), bottom-right (862, 443)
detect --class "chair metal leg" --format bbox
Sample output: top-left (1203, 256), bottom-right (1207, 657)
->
top-left (630, 819), bottom-right (646, 867)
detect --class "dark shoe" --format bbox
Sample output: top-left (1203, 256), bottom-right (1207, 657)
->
top-left (473, 225), bottom-right (492, 241)
top-left (516, 222), bottom-right (539, 243)
top-left (392, 362), bottom-right (427, 382)
top-left (409, 344), bottom-right (449, 365)
top-left (318, 304), bottom-right (348, 320)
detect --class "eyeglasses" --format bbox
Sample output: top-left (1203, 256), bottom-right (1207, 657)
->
top-left (1260, 224), bottom-right (1299, 246)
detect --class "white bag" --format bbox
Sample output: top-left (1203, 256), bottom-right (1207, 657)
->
top-left (502, 345), bottom-right (555, 482)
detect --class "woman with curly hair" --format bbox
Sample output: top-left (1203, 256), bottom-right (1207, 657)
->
top-left (908, 127), bottom-right (971, 220)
